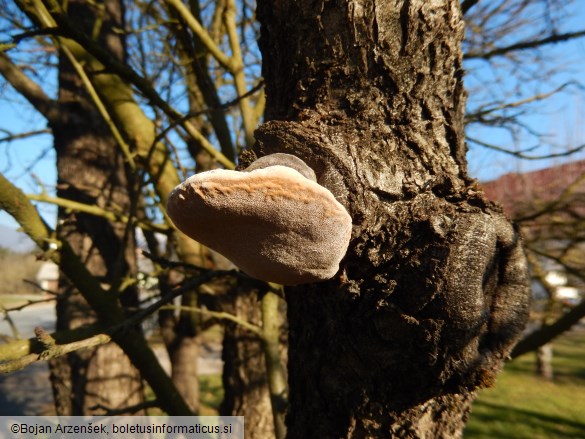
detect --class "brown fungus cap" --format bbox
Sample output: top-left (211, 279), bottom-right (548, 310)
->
top-left (166, 157), bottom-right (352, 285)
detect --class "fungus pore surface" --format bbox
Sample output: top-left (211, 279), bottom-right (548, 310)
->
top-left (167, 157), bottom-right (352, 285)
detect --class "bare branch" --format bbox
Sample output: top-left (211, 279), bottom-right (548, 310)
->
top-left (0, 329), bottom-right (111, 374)
top-left (0, 128), bottom-right (51, 143)
top-left (27, 192), bottom-right (169, 234)
top-left (0, 169), bottom-right (193, 415)
top-left (1, 295), bottom-right (55, 313)
top-left (167, 5), bottom-right (236, 162)
top-left (466, 83), bottom-right (574, 122)
top-left (153, 80), bottom-right (264, 147)
top-left (468, 137), bottom-right (585, 160)
top-left (0, 271), bottom-right (248, 375)
top-left (165, 0), bottom-right (233, 70)
top-left (529, 246), bottom-right (585, 284)
top-left (0, 307), bottom-right (21, 339)
top-left (465, 29), bottom-right (585, 60)
top-left (58, 44), bottom-right (137, 170)
top-left (516, 169), bottom-right (585, 222)
top-left (120, 269), bottom-right (241, 329)
top-left (0, 323), bottom-right (103, 363)
top-left (511, 299), bottom-right (585, 358)
top-left (224, 0), bottom-right (255, 147)
top-left (39, 0), bottom-right (235, 169)
top-left (0, 51), bottom-right (60, 122)
top-left (461, 0), bottom-right (480, 15)
top-left (168, 304), bottom-right (263, 336)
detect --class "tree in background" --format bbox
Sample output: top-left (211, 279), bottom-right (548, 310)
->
top-left (463, 0), bottom-right (585, 377)
top-left (0, 249), bottom-right (41, 297)
top-left (47, 0), bottom-right (144, 414)
top-left (0, 0), bottom-right (271, 427)
top-left (464, 0), bottom-right (585, 161)
top-left (0, 0), bottom-right (584, 437)
top-left (0, 0), bottom-right (144, 413)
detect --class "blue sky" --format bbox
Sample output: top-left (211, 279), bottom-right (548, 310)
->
top-left (1, 4), bottom-right (585, 230)
top-left (463, 2), bottom-right (585, 181)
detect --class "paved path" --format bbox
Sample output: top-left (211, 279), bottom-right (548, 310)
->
top-left (0, 363), bottom-right (54, 415)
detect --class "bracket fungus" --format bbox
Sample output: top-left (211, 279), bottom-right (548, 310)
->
top-left (166, 154), bottom-right (352, 285)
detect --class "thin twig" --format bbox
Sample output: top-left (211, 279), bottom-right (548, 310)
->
top-left (118, 269), bottom-right (239, 331)
top-left (151, 80), bottom-right (264, 148)
top-left (0, 128), bottom-right (51, 143)
top-left (59, 44), bottom-right (137, 170)
top-left (1, 294), bottom-right (55, 313)
top-left (140, 249), bottom-right (207, 272)
top-left (1, 307), bottom-right (21, 340)
top-left (27, 193), bottom-right (169, 234)
top-left (516, 169), bottom-right (585, 222)
top-left (466, 83), bottom-right (573, 121)
top-left (224, 0), bottom-right (255, 146)
top-left (465, 29), bottom-right (585, 59)
top-left (467, 137), bottom-right (585, 160)
top-left (166, 0), bottom-right (233, 70)
top-left (0, 331), bottom-right (111, 374)
top-left (164, 304), bottom-right (263, 336)
top-left (40, 0), bottom-right (235, 169)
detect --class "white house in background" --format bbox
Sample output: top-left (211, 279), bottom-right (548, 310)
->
top-left (36, 261), bottom-right (59, 292)
top-left (545, 270), bottom-right (581, 306)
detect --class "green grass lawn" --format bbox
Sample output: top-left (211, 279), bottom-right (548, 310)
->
top-left (465, 327), bottom-right (585, 438)
top-left (199, 373), bottom-right (223, 415)
top-left (166, 326), bottom-right (585, 433)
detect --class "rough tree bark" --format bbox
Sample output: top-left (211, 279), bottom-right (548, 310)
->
top-left (254, 0), bottom-right (530, 437)
top-left (48, 0), bottom-right (143, 414)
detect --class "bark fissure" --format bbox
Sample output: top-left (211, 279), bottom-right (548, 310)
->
top-left (399, 0), bottom-right (411, 55)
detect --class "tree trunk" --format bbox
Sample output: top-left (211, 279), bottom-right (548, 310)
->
top-left (158, 286), bottom-right (201, 413)
top-left (48, 0), bottom-right (143, 415)
top-left (536, 343), bottom-right (554, 380)
top-left (220, 286), bottom-right (280, 439)
top-left (254, 1), bottom-right (530, 437)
